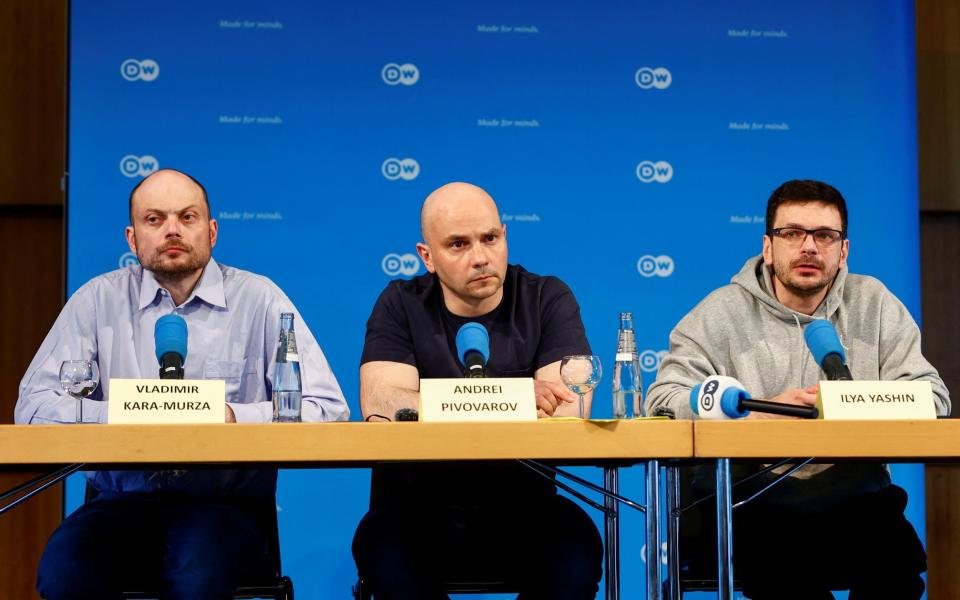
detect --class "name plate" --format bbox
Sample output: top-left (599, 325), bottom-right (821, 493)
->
top-left (419, 378), bottom-right (537, 422)
top-left (817, 380), bottom-right (936, 420)
top-left (108, 379), bottom-right (225, 424)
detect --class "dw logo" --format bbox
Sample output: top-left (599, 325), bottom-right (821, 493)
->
top-left (120, 59), bottom-right (160, 82)
top-left (118, 252), bottom-right (140, 269)
top-left (381, 253), bottom-right (421, 277)
top-left (640, 542), bottom-right (669, 566)
top-left (637, 255), bottom-right (674, 278)
top-left (382, 158), bottom-right (420, 181)
top-left (381, 63), bottom-right (420, 86)
top-left (635, 67), bottom-right (672, 90)
top-left (638, 350), bottom-right (669, 373)
top-left (701, 378), bottom-right (720, 411)
top-left (636, 160), bottom-right (673, 184)
top-left (119, 155), bottom-right (160, 178)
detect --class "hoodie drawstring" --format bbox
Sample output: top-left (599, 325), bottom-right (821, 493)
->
top-left (792, 312), bottom-right (804, 388)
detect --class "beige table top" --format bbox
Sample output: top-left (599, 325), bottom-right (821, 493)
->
top-left (694, 419), bottom-right (960, 458)
top-left (0, 419), bottom-right (693, 465)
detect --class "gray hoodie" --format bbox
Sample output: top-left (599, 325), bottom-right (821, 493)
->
top-left (646, 256), bottom-right (950, 505)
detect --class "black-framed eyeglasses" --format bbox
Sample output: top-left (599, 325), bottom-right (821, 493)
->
top-left (766, 227), bottom-right (845, 247)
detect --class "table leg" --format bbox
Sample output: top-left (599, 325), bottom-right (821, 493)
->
top-left (665, 464), bottom-right (680, 600)
top-left (716, 457), bottom-right (733, 600)
top-left (604, 466), bottom-right (620, 600)
top-left (646, 459), bottom-right (662, 600)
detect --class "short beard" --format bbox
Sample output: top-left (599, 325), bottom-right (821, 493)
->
top-left (137, 240), bottom-right (208, 281)
top-left (770, 254), bottom-right (835, 298)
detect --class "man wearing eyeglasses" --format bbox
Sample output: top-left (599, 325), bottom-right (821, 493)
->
top-left (647, 180), bottom-right (949, 599)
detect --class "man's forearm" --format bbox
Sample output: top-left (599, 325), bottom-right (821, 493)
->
top-left (360, 384), bottom-right (420, 421)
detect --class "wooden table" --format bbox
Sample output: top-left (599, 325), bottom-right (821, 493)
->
top-left (1, 419), bottom-right (693, 600)
top-left (692, 419), bottom-right (960, 600)
top-left (0, 419), bottom-right (691, 464)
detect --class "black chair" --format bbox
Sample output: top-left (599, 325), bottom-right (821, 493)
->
top-left (352, 467), bottom-right (519, 599)
top-left (84, 486), bottom-right (293, 600)
top-left (671, 464), bottom-right (846, 598)
top-left (353, 577), bottom-right (517, 599)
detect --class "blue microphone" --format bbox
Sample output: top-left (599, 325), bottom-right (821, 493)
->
top-left (690, 375), bottom-right (819, 419)
top-left (804, 319), bottom-right (852, 381)
top-left (690, 376), bottom-right (750, 419)
top-left (455, 322), bottom-right (489, 379)
top-left (155, 314), bottom-right (188, 380)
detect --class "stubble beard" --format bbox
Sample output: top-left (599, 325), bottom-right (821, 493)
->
top-left (462, 266), bottom-right (504, 300)
top-left (771, 251), bottom-right (837, 298)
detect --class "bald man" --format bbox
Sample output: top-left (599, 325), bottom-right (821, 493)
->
top-left (17, 169), bottom-right (347, 599)
top-left (353, 183), bottom-right (603, 599)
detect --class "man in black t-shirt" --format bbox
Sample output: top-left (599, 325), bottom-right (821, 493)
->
top-left (353, 182), bottom-right (603, 599)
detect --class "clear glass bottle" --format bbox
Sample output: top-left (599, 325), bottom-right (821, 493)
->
top-left (612, 312), bottom-right (643, 418)
top-left (272, 312), bottom-right (303, 422)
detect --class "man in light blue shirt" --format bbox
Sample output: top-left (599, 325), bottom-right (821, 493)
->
top-left (17, 168), bottom-right (348, 599)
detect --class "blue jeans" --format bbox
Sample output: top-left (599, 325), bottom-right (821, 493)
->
top-left (37, 492), bottom-right (269, 600)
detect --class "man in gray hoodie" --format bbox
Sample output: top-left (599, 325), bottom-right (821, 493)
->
top-left (646, 180), bottom-right (950, 599)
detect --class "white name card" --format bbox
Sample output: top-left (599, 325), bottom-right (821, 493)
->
top-left (419, 378), bottom-right (537, 422)
top-left (817, 380), bottom-right (936, 420)
top-left (108, 379), bottom-right (226, 424)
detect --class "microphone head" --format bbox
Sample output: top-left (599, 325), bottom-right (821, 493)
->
top-left (455, 322), bottom-right (489, 367)
top-left (689, 375), bottom-right (750, 419)
top-left (394, 408), bottom-right (419, 422)
top-left (155, 314), bottom-right (188, 364)
top-left (803, 319), bottom-right (846, 366)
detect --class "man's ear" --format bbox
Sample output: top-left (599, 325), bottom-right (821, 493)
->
top-left (125, 225), bottom-right (137, 254)
top-left (416, 242), bottom-right (435, 273)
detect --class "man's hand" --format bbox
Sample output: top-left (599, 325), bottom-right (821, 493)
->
top-left (747, 385), bottom-right (818, 420)
top-left (225, 404), bottom-right (236, 423)
top-left (535, 380), bottom-right (578, 417)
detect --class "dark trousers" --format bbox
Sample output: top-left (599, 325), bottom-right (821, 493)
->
top-left (36, 492), bottom-right (269, 600)
top-left (352, 493), bottom-right (603, 600)
top-left (731, 484), bottom-right (926, 600)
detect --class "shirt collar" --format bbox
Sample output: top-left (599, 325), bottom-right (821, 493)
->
top-left (138, 258), bottom-right (226, 310)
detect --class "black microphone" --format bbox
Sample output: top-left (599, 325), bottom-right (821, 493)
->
top-left (155, 314), bottom-right (188, 380)
top-left (740, 398), bottom-right (819, 419)
top-left (455, 322), bottom-right (490, 379)
top-left (394, 408), bottom-right (419, 421)
top-left (804, 320), bottom-right (853, 381)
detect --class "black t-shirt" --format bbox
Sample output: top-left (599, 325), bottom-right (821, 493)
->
top-left (361, 264), bottom-right (591, 506)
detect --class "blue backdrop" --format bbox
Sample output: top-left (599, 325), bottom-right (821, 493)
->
top-left (67, 2), bottom-right (923, 598)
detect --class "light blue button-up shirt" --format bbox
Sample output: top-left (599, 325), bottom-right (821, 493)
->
top-left (16, 258), bottom-right (348, 496)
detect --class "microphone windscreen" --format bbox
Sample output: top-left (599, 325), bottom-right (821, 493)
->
top-left (803, 319), bottom-right (846, 366)
top-left (394, 408), bottom-right (419, 422)
top-left (455, 322), bottom-right (489, 366)
top-left (155, 314), bottom-right (188, 363)
top-left (689, 375), bottom-right (750, 419)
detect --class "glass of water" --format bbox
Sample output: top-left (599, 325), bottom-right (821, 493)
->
top-left (560, 355), bottom-right (602, 419)
top-left (59, 360), bottom-right (100, 423)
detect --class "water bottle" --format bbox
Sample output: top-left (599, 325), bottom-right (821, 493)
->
top-left (272, 312), bottom-right (303, 422)
top-left (612, 312), bottom-right (643, 418)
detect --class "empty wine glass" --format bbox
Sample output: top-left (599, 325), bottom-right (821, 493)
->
top-left (59, 360), bottom-right (100, 423)
top-left (560, 355), bottom-right (602, 419)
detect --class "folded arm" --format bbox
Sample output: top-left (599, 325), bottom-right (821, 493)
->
top-left (359, 360), bottom-right (420, 420)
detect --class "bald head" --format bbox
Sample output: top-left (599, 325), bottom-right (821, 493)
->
top-left (420, 182), bottom-right (501, 245)
top-left (129, 169), bottom-right (209, 224)
top-left (415, 182), bottom-right (508, 315)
